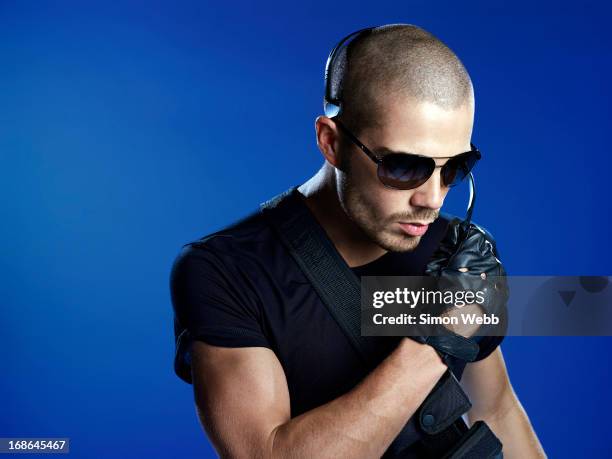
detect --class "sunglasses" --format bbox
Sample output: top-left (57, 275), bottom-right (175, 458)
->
top-left (334, 118), bottom-right (481, 190)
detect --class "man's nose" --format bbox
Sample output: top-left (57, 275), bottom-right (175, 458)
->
top-left (409, 169), bottom-right (446, 211)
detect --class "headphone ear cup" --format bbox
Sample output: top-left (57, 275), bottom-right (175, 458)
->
top-left (325, 44), bottom-right (348, 117)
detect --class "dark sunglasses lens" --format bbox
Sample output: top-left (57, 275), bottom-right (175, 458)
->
top-left (442, 151), bottom-right (480, 187)
top-left (378, 154), bottom-right (435, 190)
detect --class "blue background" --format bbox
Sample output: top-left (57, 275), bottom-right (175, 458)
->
top-left (1, 1), bottom-right (611, 457)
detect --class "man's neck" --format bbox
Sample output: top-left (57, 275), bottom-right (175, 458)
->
top-left (297, 164), bottom-right (388, 268)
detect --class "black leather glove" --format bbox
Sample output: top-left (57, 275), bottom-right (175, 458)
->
top-left (416, 217), bottom-right (509, 375)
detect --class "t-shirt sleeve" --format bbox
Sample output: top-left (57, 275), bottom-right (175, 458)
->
top-left (473, 334), bottom-right (504, 361)
top-left (170, 242), bottom-right (272, 384)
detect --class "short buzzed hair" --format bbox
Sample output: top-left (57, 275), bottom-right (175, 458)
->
top-left (337, 24), bottom-right (474, 133)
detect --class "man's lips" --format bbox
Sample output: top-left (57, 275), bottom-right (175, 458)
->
top-left (398, 221), bottom-right (431, 237)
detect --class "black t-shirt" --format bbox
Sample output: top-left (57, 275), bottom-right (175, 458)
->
top-left (170, 187), bottom-right (504, 450)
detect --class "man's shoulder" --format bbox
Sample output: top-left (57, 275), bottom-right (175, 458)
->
top-left (170, 205), bottom-right (283, 294)
top-left (180, 206), bottom-right (277, 263)
top-left (180, 186), bottom-right (303, 260)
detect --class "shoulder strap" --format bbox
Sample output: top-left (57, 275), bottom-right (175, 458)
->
top-left (259, 187), bottom-right (501, 458)
top-left (259, 186), bottom-right (380, 369)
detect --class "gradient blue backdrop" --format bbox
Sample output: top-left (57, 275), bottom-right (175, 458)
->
top-left (2, 1), bottom-right (611, 457)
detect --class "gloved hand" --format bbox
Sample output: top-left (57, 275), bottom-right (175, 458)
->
top-left (415, 217), bottom-right (509, 375)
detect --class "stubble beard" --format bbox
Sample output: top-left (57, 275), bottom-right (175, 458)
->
top-left (336, 171), bottom-right (431, 253)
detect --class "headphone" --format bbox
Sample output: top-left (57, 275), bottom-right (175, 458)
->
top-left (322, 25), bottom-right (477, 234)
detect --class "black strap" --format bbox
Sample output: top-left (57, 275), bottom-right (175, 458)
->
top-left (260, 186), bottom-right (382, 369)
top-left (259, 186), bottom-right (499, 457)
top-left (443, 421), bottom-right (503, 459)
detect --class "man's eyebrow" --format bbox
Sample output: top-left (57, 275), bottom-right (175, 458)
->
top-left (371, 146), bottom-right (400, 156)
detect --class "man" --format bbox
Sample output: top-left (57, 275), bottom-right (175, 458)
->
top-left (170, 24), bottom-right (545, 458)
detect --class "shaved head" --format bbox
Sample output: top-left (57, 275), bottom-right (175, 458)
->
top-left (338, 24), bottom-right (474, 133)
top-left (310, 24), bottom-right (478, 262)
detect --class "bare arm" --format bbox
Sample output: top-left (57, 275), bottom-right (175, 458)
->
top-left (462, 347), bottom-right (546, 458)
top-left (190, 337), bottom-right (447, 459)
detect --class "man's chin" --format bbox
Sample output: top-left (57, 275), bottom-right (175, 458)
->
top-left (376, 232), bottom-right (422, 253)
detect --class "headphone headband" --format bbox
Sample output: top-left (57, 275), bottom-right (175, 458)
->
top-left (323, 26), bottom-right (376, 118)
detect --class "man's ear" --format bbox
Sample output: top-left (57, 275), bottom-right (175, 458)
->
top-left (314, 116), bottom-right (343, 168)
